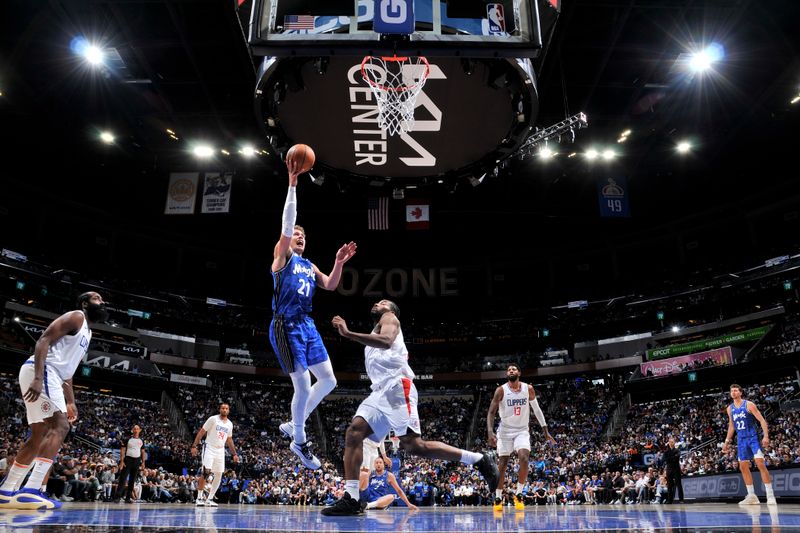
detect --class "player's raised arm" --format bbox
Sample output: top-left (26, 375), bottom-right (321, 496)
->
top-left (272, 160), bottom-right (302, 272)
top-left (332, 311), bottom-right (399, 350)
top-left (314, 242), bottom-right (357, 291)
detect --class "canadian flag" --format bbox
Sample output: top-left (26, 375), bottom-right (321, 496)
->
top-left (406, 199), bottom-right (430, 230)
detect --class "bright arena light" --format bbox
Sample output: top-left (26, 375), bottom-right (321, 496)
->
top-left (689, 51), bottom-right (712, 72)
top-left (602, 149), bottom-right (616, 160)
top-left (193, 145), bottom-right (214, 158)
top-left (689, 43), bottom-right (724, 73)
top-left (84, 45), bottom-right (105, 66)
top-left (539, 146), bottom-right (554, 159)
top-left (671, 326), bottom-right (680, 333)
top-left (239, 145), bottom-right (256, 158)
top-left (99, 131), bottom-right (115, 144)
top-left (585, 149), bottom-right (599, 160)
top-left (677, 141), bottom-right (692, 153)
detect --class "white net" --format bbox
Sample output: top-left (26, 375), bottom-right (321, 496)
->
top-left (361, 55), bottom-right (430, 136)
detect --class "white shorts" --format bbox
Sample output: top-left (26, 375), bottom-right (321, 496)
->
top-left (19, 362), bottom-right (66, 424)
top-left (497, 428), bottom-right (531, 457)
top-left (362, 440), bottom-right (381, 471)
top-left (202, 446), bottom-right (225, 472)
top-left (355, 378), bottom-right (421, 442)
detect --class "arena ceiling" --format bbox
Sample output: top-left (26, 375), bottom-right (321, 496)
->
top-left (2, 0), bottom-right (800, 307)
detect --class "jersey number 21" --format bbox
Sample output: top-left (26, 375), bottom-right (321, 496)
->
top-left (297, 278), bottom-right (311, 297)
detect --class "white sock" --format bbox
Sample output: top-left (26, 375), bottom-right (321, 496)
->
top-left (460, 450), bottom-right (482, 464)
top-left (495, 489), bottom-right (502, 500)
top-left (746, 484), bottom-right (755, 496)
top-left (22, 458), bottom-right (53, 491)
top-left (293, 422), bottom-right (307, 445)
top-left (206, 473), bottom-right (222, 501)
top-left (517, 483), bottom-right (524, 495)
top-left (765, 483), bottom-right (774, 497)
top-left (345, 480), bottom-right (359, 500)
top-left (365, 500), bottom-right (380, 509)
top-left (1, 462), bottom-right (32, 492)
top-left (289, 370), bottom-right (311, 443)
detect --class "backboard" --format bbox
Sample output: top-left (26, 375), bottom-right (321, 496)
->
top-left (248, 0), bottom-right (561, 187)
top-left (248, 0), bottom-right (558, 58)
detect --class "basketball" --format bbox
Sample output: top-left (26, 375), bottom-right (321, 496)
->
top-left (286, 144), bottom-right (315, 174)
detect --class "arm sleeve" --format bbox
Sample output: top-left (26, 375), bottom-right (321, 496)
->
top-left (203, 417), bottom-right (215, 432)
top-left (531, 397), bottom-right (547, 428)
top-left (281, 186), bottom-right (297, 237)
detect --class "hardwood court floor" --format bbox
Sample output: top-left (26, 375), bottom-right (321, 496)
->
top-left (1, 501), bottom-right (798, 532)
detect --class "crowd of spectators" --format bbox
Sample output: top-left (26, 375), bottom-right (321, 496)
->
top-left (760, 313), bottom-right (800, 358)
top-left (1, 368), bottom-right (799, 508)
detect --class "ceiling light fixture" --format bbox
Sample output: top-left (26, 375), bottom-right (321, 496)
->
top-left (193, 145), bottom-right (214, 158)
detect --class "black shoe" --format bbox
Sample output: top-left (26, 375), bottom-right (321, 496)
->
top-left (321, 493), bottom-right (364, 516)
top-left (125, 498), bottom-right (133, 504)
top-left (475, 451), bottom-right (500, 490)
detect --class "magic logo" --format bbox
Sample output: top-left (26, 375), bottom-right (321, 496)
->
top-left (292, 263), bottom-right (314, 278)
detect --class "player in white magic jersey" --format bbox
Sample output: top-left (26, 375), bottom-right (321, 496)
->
top-left (323, 300), bottom-right (499, 516)
top-left (0, 291), bottom-right (107, 510)
top-left (191, 403), bottom-right (239, 507)
top-left (487, 364), bottom-right (556, 511)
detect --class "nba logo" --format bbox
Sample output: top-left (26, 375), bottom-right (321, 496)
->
top-left (487, 4), bottom-right (505, 34)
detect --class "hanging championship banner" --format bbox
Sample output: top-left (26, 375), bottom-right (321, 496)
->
top-left (201, 172), bottom-right (233, 214)
top-left (165, 172), bottom-right (199, 215)
top-left (597, 176), bottom-right (630, 218)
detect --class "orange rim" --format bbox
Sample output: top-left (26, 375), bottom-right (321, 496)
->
top-left (361, 55), bottom-right (430, 92)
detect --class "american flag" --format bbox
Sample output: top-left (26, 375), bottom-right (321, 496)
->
top-left (283, 15), bottom-right (316, 30)
top-left (368, 197), bottom-right (389, 231)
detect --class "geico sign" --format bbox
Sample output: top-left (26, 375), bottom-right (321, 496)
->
top-left (683, 476), bottom-right (740, 496)
top-left (772, 471), bottom-right (800, 493)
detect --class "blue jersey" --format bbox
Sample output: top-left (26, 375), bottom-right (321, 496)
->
top-left (272, 253), bottom-right (316, 316)
top-left (731, 400), bottom-right (758, 439)
top-left (367, 471), bottom-right (390, 501)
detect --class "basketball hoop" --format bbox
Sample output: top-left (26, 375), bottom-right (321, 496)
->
top-left (361, 55), bottom-right (430, 136)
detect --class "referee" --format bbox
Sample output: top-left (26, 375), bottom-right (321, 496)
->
top-left (116, 425), bottom-right (146, 503)
top-left (663, 437), bottom-right (684, 504)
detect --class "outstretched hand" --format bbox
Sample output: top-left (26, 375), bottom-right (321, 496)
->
top-left (335, 242), bottom-right (357, 264)
top-left (332, 315), bottom-right (350, 337)
top-left (286, 158), bottom-right (300, 187)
